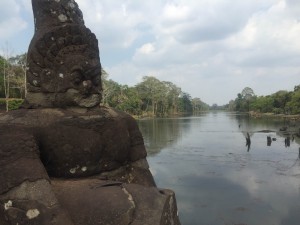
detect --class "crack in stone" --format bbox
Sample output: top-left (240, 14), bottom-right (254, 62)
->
top-left (121, 186), bottom-right (136, 225)
top-left (90, 181), bottom-right (123, 189)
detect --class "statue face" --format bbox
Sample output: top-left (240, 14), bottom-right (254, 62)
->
top-left (55, 54), bottom-right (102, 95)
top-left (27, 24), bottom-right (102, 107)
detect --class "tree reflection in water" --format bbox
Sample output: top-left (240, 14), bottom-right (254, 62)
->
top-left (137, 117), bottom-right (192, 155)
top-left (137, 112), bottom-right (300, 225)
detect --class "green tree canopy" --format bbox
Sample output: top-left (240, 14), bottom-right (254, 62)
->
top-left (228, 84), bottom-right (300, 115)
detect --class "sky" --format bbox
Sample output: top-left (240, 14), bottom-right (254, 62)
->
top-left (0, 0), bottom-right (300, 105)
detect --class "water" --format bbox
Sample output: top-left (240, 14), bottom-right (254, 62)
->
top-left (137, 112), bottom-right (300, 225)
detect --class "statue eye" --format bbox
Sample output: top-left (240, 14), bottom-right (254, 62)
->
top-left (84, 66), bottom-right (101, 86)
top-left (92, 75), bottom-right (101, 86)
top-left (71, 70), bottom-right (82, 85)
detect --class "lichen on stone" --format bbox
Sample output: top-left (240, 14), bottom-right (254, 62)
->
top-left (26, 209), bottom-right (40, 219)
top-left (58, 14), bottom-right (68, 22)
top-left (4, 200), bottom-right (12, 210)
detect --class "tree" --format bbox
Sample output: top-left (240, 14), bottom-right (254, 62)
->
top-left (241, 87), bottom-right (254, 100)
top-left (286, 86), bottom-right (300, 114)
top-left (101, 68), bottom-right (121, 107)
top-left (0, 56), bottom-right (5, 98)
top-left (229, 84), bottom-right (300, 115)
top-left (102, 78), bottom-right (122, 107)
top-left (9, 53), bottom-right (27, 98)
top-left (115, 86), bottom-right (142, 115)
top-left (235, 93), bottom-right (246, 112)
top-left (100, 73), bottom-right (209, 116)
top-left (250, 96), bottom-right (274, 113)
top-left (162, 81), bottom-right (182, 115)
top-left (135, 76), bottom-right (162, 115)
top-left (227, 100), bottom-right (236, 111)
top-left (192, 98), bottom-right (209, 112)
top-left (241, 87), bottom-right (255, 112)
top-left (294, 85), bottom-right (300, 92)
top-left (178, 92), bottom-right (193, 114)
top-left (1, 44), bottom-right (15, 111)
top-left (271, 90), bottom-right (291, 114)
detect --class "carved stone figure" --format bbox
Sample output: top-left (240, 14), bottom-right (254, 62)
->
top-left (26, 0), bottom-right (102, 108)
top-left (0, 1), bottom-right (181, 225)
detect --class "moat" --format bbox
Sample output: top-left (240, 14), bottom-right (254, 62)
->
top-left (138, 112), bottom-right (300, 225)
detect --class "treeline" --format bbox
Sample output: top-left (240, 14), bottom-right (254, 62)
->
top-left (102, 74), bottom-right (209, 116)
top-left (226, 86), bottom-right (300, 115)
top-left (0, 53), bottom-right (27, 111)
top-left (0, 53), bottom-right (27, 99)
top-left (0, 53), bottom-right (209, 115)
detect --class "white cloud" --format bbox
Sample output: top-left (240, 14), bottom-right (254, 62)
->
top-left (2, 0), bottom-right (300, 105)
top-left (0, 17), bottom-right (27, 40)
top-left (225, 0), bottom-right (300, 69)
top-left (19, 0), bottom-right (32, 12)
top-left (137, 43), bottom-right (155, 55)
top-left (162, 3), bottom-right (191, 23)
top-left (0, 0), bottom-right (20, 18)
top-left (0, 0), bottom-right (28, 41)
top-left (76, 0), bottom-right (154, 49)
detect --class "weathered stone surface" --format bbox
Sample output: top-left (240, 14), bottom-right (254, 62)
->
top-left (0, 180), bottom-right (74, 225)
top-left (0, 106), bottom-right (182, 224)
top-left (0, 0), bottom-right (181, 224)
top-left (124, 184), bottom-right (180, 225)
top-left (52, 179), bottom-right (135, 225)
top-left (51, 178), bottom-right (180, 225)
top-left (0, 107), bottom-right (152, 183)
top-left (26, 0), bottom-right (102, 108)
top-left (0, 128), bottom-right (48, 194)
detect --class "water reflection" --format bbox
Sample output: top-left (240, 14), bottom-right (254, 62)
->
top-left (267, 136), bottom-right (272, 146)
top-left (285, 137), bottom-right (291, 147)
top-left (137, 117), bottom-right (193, 155)
top-left (138, 112), bottom-right (300, 225)
top-left (245, 132), bottom-right (251, 152)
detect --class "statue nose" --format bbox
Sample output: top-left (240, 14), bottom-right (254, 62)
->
top-left (82, 80), bottom-right (92, 88)
top-left (82, 80), bottom-right (92, 89)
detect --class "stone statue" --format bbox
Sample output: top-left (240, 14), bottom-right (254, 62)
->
top-left (26, 0), bottom-right (102, 108)
top-left (0, 0), bottom-right (181, 225)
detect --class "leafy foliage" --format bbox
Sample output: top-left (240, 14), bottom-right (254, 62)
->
top-left (102, 74), bottom-right (209, 116)
top-left (228, 86), bottom-right (300, 115)
top-left (0, 53), bottom-right (27, 99)
top-left (0, 98), bottom-right (24, 110)
top-left (1, 53), bottom-right (209, 115)
top-left (286, 89), bottom-right (300, 114)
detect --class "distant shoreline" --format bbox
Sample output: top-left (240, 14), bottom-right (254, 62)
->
top-left (249, 111), bottom-right (300, 121)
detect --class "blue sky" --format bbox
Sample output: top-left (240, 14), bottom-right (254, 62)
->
top-left (0, 0), bottom-right (300, 105)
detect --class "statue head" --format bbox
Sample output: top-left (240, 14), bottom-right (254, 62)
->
top-left (26, 0), bottom-right (102, 108)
